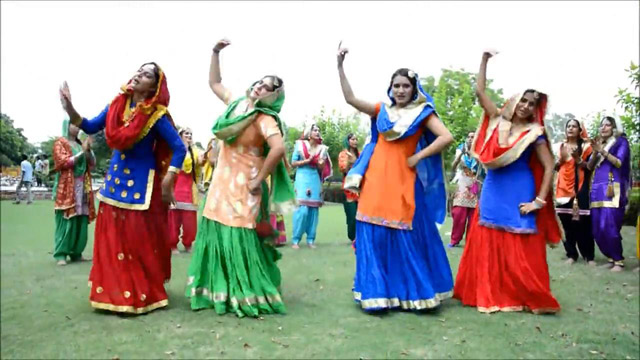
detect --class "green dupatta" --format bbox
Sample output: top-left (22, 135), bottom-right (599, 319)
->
top-left (211, 88), bottom-right (295, 214)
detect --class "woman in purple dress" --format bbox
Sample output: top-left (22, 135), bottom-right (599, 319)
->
top-left (587, 116), bottom-right (631, 272)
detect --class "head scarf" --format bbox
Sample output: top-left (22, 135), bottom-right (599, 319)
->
top-left (596, 114), bottom-right (627, 169)
top-left (211, 79), bottom-right (295, 213)
top-left (105, 63), bottom-right (175, 177)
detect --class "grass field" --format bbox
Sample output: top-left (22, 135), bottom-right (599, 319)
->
top-left (1, 200), bottom-right (638, 359)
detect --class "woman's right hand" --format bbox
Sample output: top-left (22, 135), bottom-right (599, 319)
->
top-left (482, 49), bottom-right (498, 61)
top-left (213, 38), bottom-right (231, 53)
top-left (59, 81), bottom-right (73, 114)
top-left (337, 41), bottom-right (348, 67)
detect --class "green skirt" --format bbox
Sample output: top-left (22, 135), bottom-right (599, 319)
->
top-left (185, 217), bottom-right (286, 317)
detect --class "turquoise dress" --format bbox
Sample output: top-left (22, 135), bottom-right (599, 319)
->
top-left (291, 140), bottom-right (325, 245)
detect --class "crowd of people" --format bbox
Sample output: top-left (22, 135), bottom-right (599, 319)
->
top-left (16, 39), bottom-right (636, 317)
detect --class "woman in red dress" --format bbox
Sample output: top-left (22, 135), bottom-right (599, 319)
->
top-left (453, 51), bottom-right (562, 314)
top-left (59, 62), bottom-right (186, 314)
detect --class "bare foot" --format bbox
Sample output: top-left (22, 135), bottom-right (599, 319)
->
top-left (56, 260), bottom-right (67, 266)
top-left (565, 258), bottom-right (576, 265)
top-left (587, 260), bottom-right (597, 267)
top-left (600, 262), bottom-right (614, 269)
top-left (184, 248), bottom-right (192, 254)
top-left (171, 249), bottom-right (180, 255)
top-left (291, 244), bottom-right (300, 249)
top-left (308, 244), bottom-right (317, 249)
top-left (610, 265), bottom-right (624, 272)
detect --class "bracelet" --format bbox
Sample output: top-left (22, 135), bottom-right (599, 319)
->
top-left (213, 49), bottom-right (220, 54)
top-left (534, 196), bottom-right (547, 205)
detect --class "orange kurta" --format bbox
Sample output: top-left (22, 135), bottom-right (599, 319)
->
top-left (203, 114), bottom-right (280, 229)
top-left (356, 128), bottom-right (423, 230)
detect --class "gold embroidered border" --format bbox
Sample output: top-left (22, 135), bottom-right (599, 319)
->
top-left (90, 299), bottom-right (168, 314)
top-left (189, 287), bottom-right (283, 307)
top-left (590, 182), bottom-right (621, 208)
top-left (134, 106), bottom-right (167, 144)
top-left (353, 290), bottom-right (453, 310)
top-left (475, 123), bottom-right (544, 170)
top-left (96, 169), bottom-right (155, 210)
top-left (477, 305), bottom-right (559, 315)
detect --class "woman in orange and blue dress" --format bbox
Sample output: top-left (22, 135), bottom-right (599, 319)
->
top-left (59, 62), bottom-right (186, 315)
top-left (337, 44), bottom-right (455, 313)
top-left (454, 51), bottom-right (562, 314)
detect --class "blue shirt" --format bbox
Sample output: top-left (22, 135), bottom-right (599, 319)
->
top-left (80, 104), bottom-right (186, 210)
top-left (20, 160), bottom-right (33, 182)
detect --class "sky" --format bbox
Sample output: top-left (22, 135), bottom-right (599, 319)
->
top-left (1, 1), bottom-right (639, 146)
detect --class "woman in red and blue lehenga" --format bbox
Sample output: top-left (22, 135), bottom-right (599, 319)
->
top-left (454, 51), bottom-right (562, 314)
top-left (59, 62), bottom-right (186, 315)
top-left (337, 44), bottom-right (455, 313)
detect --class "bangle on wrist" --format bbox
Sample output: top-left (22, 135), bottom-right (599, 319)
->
top-left (535, 196), bottom-right (547, 205)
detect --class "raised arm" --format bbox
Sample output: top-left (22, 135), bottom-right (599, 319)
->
top-left (337, 44), bottom-right (377, 117)
top-left (59, 81), bottom-right (108, 134)
top-left (209, 39), bottom-right (232, 105)
top-left (475, 52), bottom-right (499, 119)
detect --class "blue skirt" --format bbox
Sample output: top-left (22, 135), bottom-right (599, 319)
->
top-left (353, 179), bottom-right (453, 311)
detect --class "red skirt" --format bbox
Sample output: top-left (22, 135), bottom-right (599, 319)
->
top-left (88, 176), bottom-right (172, 314)
top-left (453, 211), bottom-right (560, 314)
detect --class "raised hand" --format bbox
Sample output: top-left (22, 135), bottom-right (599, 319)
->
top-left (482, 49), bottom-right (499, 60)
top-left (337, 41), bottom-right (349, 67)
top-left (589, 136), bottom-right (603, 153)
top-left (59, 81), bottom-right (73, 113)
top-left (81, 136), bottom-right (92, 153)
top-left (213, 38), bottom-right (231, 53)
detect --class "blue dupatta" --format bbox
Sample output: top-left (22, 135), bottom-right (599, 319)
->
top-left (343, 74), bottom-right (447, 225)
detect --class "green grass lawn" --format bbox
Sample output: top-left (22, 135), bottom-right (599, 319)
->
top-left (1, 200), bottom-right (638, 359)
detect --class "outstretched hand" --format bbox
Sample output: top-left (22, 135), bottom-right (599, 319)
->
top-left (213, 38), bottom-right (231, 53)
top-left (59, 81), bottom-right (73, 113)
top-left (337, 41), bottom-right (349, 67)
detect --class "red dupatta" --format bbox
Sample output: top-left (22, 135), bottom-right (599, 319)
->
top-left (105, 64), bottom-right (175, 177)
top-left (471, 92), bottom-right (563, 245)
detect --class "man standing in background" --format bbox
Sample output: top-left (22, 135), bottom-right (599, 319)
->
top-left (14, 154), bottom-right (33, 204)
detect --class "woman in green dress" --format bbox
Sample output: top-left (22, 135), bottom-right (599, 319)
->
top-left (51, 119), bottom-right (96, 266)
top-left (185, 39), bottom-right (295, 317)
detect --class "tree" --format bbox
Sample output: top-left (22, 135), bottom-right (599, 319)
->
top-left (615, 62), bottom-right (640, 143)
top-left (0, 113), bottom-right (36, 165)
top-left (421, 68), bottom-right (505, 171)
top-left (544, 112), bottom-right (577, 146)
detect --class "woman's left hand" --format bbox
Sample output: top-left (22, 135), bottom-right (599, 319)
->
top-left (407, 154), bottom-right (420, 168)
top-left (519, 201), bottom-right (539, 215)
top-left (161, 173), bottom-right (177, 206)
top-left (248, 178), bottom-right (262, 195)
